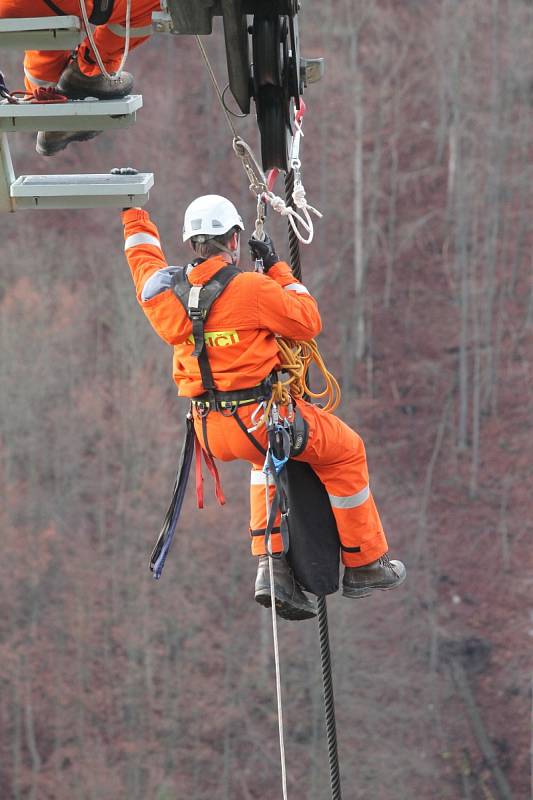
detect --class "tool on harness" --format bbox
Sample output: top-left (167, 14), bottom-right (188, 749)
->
top-left (263, 405), bottom-right (292, 558)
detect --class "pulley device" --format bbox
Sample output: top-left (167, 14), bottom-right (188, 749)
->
top-left (156, 0), bottom-right (324, 172)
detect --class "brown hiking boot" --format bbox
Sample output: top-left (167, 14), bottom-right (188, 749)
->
top-left (57, 59), bottom-right (133, 100)
top-left (255, 555), bottom-right (317, 621)
top-left (342, 553), bottom-right (407, 598)
top-left (36, 130), bottom-right (101, 156)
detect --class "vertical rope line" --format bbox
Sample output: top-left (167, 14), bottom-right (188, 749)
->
top-left (269, 556), bottom-right (289, 800)
top-left (284, 172), bottom-right (343, 797)
top-left (265, 470), bottom-right (289, 800)
top-left (317, 596), bottom-right (343, 799)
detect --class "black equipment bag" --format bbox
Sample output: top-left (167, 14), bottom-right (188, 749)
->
top-left (283, 460), bottom-right (340, 596)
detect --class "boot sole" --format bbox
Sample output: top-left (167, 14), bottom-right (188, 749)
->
top-left (58, 85), bottom-right (132, 101)
top-left (255, 591), bottom-right (317, 621)
top-left (342, 571), bottom-right (407, 599)
top-left (36, 130), bottom-right (101, 156)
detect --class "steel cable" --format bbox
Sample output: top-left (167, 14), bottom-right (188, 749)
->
top-left (317, 596), bottom-right (343, 799)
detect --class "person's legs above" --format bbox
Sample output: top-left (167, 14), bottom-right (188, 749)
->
top-left (57, 0), bottom-right (160, 97)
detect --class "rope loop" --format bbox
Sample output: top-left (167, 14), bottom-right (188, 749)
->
top-left (264, 184), bottom-right (323, 245)
top-left (78, 0), bottom-right (131, 79)
top-left (251, 337), bottom-right (341, 432)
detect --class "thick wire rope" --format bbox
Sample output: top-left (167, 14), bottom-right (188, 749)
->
top-left (286, 175), bottom-right (343, 800)
top-left (78, 0), bottom-right (131, 79)
top-left (317, 596), bottom-right (343, 799)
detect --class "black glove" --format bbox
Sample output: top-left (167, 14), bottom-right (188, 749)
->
top-left (248, 233), bottom-right (279, 272)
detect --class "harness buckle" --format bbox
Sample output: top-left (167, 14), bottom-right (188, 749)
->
top-left (195, 400), bottom-right (210, 417)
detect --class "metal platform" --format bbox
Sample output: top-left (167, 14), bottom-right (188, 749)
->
top-left (0, 16), bottom-right (83, 50)
top-left (0, 95), bottom-right (143, 133)
top-left (10, 172), bottom-right (154, 210)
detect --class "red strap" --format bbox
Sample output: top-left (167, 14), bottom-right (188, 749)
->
top-left (194, 434), bottom-right (204, 509)
top-left (194, 430), bottom-right (225, 507)
top-left (202, 449), bottom-right (226, 506)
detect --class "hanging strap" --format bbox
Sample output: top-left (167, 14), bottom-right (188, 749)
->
top-left (149, 414), bottom-right (195, 579)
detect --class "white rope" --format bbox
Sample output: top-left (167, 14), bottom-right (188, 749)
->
top-left (265, 470), bottom-right (289, 800)
top-left (266, 182), bottom-right (322, 245)
top-left (77, 0), bottom-right (131, 80)
top-left (233, 136), bottom-right (322, 245)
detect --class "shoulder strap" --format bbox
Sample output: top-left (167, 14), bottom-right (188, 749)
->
top-left (40, 0), bottom-right (67, 15)
top-left (172, 265), bottom-right (241, 401)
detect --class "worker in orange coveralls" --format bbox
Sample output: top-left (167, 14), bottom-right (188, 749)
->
top-left (0, 0), bottom-right (160, 154)
top-left (122, 194), bottom-right (406, 620)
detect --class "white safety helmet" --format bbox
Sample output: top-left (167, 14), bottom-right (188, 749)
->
top-left (182, 194), bottom-right (244, 243)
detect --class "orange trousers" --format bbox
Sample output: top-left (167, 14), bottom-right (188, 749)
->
top-left (194, 400), bottom-right (389, 568)
top-left (0, 0), bottom-right (159, 91)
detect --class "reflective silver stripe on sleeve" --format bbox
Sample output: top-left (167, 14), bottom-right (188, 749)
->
top-left (328, 485), bottom-right (370, 509)
top-left (141, 266), bottom-right (181, 301)
top-left (124, 232), bottom-right (161, 251)
top-left (24, 69), bottom-right (55, 88)
top-left (284, 282), bottom-right (310, 295)
top-left (107, 23), bottom-right (153, 37)
top-left (250, 470), bottom-right (267, 486)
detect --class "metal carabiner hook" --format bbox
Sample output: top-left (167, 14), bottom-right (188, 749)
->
top-left (247, 400), bottom-right (266, 433)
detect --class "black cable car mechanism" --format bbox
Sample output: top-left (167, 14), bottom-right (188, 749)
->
top-left (156, 0), bottom-right (324, 171)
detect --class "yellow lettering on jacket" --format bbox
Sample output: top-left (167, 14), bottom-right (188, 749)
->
top-left (186, 330), bottom-right (240, 347)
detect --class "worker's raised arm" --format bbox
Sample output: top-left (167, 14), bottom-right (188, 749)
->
top-left (121, 208), bottom-right (189, 345)
top-left (248, 234), bottom-right (322, 340)
top-left (255, 262), bottom-right (322, 341)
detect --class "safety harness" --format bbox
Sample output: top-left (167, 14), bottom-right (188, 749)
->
top-left (150, 260), bottom-right (309, 578)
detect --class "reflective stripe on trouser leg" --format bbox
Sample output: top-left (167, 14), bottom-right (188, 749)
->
top-left (249, 467), bottom-right (282, 555)
top-left (78, 0), bottom-right (160, 77)
top-left (330, 492), bottom-right (388, 568)
top-left (23, 51), bottom-right (71, 93)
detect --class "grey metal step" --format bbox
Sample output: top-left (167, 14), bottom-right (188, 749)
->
top-left (0, 16), bottom-right (83, 50)
top-left (0, 95), bottom-right (143, 133)
top-left (10, 172), bottom-right (154, 210)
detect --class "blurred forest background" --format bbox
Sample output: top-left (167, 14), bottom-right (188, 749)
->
top-left (1, 1), bottom-right (532, 798)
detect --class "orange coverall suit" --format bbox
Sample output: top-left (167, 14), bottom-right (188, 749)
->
top-left (0, 0), bottom-right (159, 92)
top-left (122, 208), bottom-right (389, 568)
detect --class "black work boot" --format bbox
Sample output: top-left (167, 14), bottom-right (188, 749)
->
top-left (255, 555), bottom-right (317, 621)
top-left (36, 129), bottom-right (101, 156)
top-left (57, 59), bottom-right (134, 100)
top-left (342, 554), bottom-right (407, 598)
